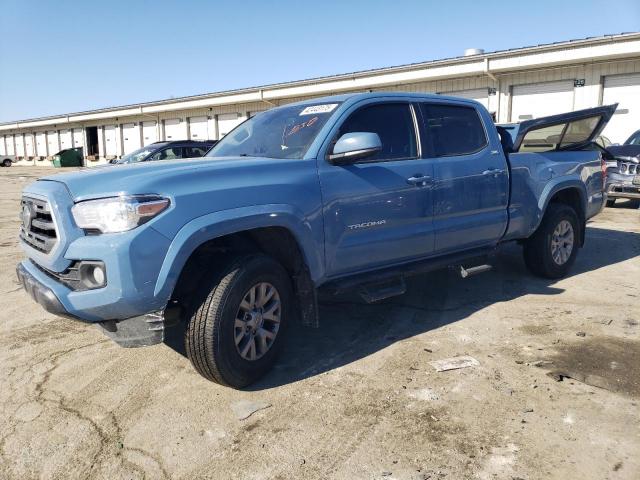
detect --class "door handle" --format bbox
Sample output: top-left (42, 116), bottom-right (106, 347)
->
top-left (407, 175), bottom-right (432, 186)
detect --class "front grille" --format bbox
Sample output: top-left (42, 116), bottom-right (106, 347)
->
top-left (618, 161), bottom-right (639, 175)
top-left (19, 197), bottom-right (58, 254)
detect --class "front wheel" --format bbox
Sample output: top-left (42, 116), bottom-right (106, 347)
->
top-left (2, 159), bottom-right (11, 167)
top-left (523, 204), bottom-right (579, 279)
top-left (606, 198), bottom-right (616, 208)
top-left (185, 254), bottom-right (292, 388)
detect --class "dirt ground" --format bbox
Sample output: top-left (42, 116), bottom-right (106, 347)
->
top-left (1, 167), bottom-right (638, 480)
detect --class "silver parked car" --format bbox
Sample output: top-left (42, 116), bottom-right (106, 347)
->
top-left (604, 130), bottom-right (640, 207)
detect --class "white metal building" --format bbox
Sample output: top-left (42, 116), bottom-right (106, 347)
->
top-left (1, 33), bottom-right (640, 166)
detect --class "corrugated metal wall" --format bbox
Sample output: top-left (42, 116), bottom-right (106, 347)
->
top-left (3, 57), bottom-right (640, 165)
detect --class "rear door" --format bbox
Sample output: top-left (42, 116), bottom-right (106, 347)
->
top-left (419, 101), bottom-right (509, 254)
top-left (318, 100), bottom-right (435, 277)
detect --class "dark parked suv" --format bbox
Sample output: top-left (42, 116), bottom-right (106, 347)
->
top-left (110, 140), bottom-right (216, 165)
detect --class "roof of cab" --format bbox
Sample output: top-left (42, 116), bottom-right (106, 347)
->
top-left (287, 91), bottom-right (482, 108)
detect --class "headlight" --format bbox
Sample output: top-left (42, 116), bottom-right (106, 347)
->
top-left (71, 195), bottom-right (170, 233)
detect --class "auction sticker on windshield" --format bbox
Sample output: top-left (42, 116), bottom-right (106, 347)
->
top-left (299, 104), bottom-right (338, 115)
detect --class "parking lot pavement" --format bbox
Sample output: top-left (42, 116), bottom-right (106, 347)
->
top-left (1, 167), bottom-right (639, 480)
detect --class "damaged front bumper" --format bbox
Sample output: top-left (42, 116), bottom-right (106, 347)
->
top-left (16, 261), bottom-right (178, 347)
top-left (606, 171), bottom-right (640, 200)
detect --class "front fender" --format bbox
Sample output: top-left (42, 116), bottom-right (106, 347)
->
top-left (152, 204), bottom-right (323, 302)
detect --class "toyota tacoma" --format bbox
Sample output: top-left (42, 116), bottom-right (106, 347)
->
top-left (16, 93), bottom-right (614, 387)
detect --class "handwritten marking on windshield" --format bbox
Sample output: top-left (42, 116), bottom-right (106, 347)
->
top-left (281, 116), bottom-right (319, 150)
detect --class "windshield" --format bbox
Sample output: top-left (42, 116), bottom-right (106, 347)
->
top-left (206, 102), bottom-right (342, 159)
top-left (116, 146), bottom-right (156, 164)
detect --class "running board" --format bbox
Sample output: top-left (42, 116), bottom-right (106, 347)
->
top-left (458, 264), bottom-right (492, 278)
top-left (326, 247), bottom-right (496, 296)
top-left (359, 277), bottom-right (407, 303)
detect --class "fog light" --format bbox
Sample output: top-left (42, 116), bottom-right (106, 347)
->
top-left (78, 261), bottom-right (107, 289)
top-left (91, 265), bottom-right (105, 285)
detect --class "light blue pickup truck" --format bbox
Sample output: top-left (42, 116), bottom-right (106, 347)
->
top-left (16, 93), bottom-right (614, 387)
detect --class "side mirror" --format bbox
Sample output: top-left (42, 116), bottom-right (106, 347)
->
top-left (328, 132), bottom-right (382, 165)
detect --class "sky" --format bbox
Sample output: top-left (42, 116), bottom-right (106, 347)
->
top-left (0, 0), bottom-right (639, 123)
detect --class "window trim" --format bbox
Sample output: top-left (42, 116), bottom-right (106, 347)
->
top-left (326, 101), bottom-right (421, 165)
top-left (418, 101), bottom-right (489, 158)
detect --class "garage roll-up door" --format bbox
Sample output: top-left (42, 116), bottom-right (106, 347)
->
top-left (446, 88), bottom-right (489, 110)
top-left (510, 81), bottom-right (574, 122)
top-left (0, 137), bottom-right (5, 156)
top-left (73, 128), bottom-right (84, 148)
top-left (104, 125), bottom-right (118, 157)
top-left (36, 132), bottom-right (47, 157)
top-left (59, 129), bottom-right (72, 150)
top-left (25, 134), bottom-right (35, 156)
top-left (601, 73), bottom-right (640, 144)
top-left (47, 131), bottom-right (58, 155)
top-left (122, 123), bottom-right (140, 154)
top-left (15, 135), bottom-right (25, 157)
top-left (188, 116), bottom-right (208, 140)
top-left (6, 136), bottom-right (15, 155)
top-left (164, 118), bottom-right (186, 141)
top-left (218, 113), bottom-right (241, 139)
top-left (142, 121), bottom-right (158, 146)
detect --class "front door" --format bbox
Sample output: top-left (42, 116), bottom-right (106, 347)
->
top-left (318, 101), bottom-right (435, 277)
top-left (418, 102), bottom-right (509, 254)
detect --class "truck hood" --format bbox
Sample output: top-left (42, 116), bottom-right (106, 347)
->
top-left (39, 157), bottom-right (274, 201)
top-left (607, 145), bottom-right (640, 162)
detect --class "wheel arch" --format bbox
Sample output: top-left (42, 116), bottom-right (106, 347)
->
top-left (153, 205), bottom-right (323, 326)
top-left (536, 182), bottom-right (587, 246)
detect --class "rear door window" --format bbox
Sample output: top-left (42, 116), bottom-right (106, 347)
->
top-left (184, 146), bottom-right (209, 157)
top-left (335, 103), bottom-right (417, 161)
top-left (150, 147), bottom-right (183, 161)
top-left (419, 104), bottom-right (487, 157)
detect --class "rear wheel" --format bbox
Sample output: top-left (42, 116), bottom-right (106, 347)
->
top-left (606, 198), bottom-right (616, 208)
top-left (184, 254), bottom-right (292, 388)
top-left (523, 204), bottom-right (579, 279)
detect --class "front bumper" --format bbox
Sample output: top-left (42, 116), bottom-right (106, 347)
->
top-left (606, 173), bottom-right (640, 200)
top-left (16, 262), bottom-right (83, 322)
top-left (16, 260), bottom-right (175, 347)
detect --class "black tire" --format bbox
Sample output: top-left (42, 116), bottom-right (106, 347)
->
top-left (606, 198), bottom-right (616, 208)
top-left (2, 159), bottom-right (11, 167)
top-left (185, 253), bottom-right (292, 388)
top-left (523, 203), bottom-right (580, 279)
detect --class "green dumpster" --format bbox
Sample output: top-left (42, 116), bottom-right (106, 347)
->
top-left (52, 147), bottom-right (83, 168)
